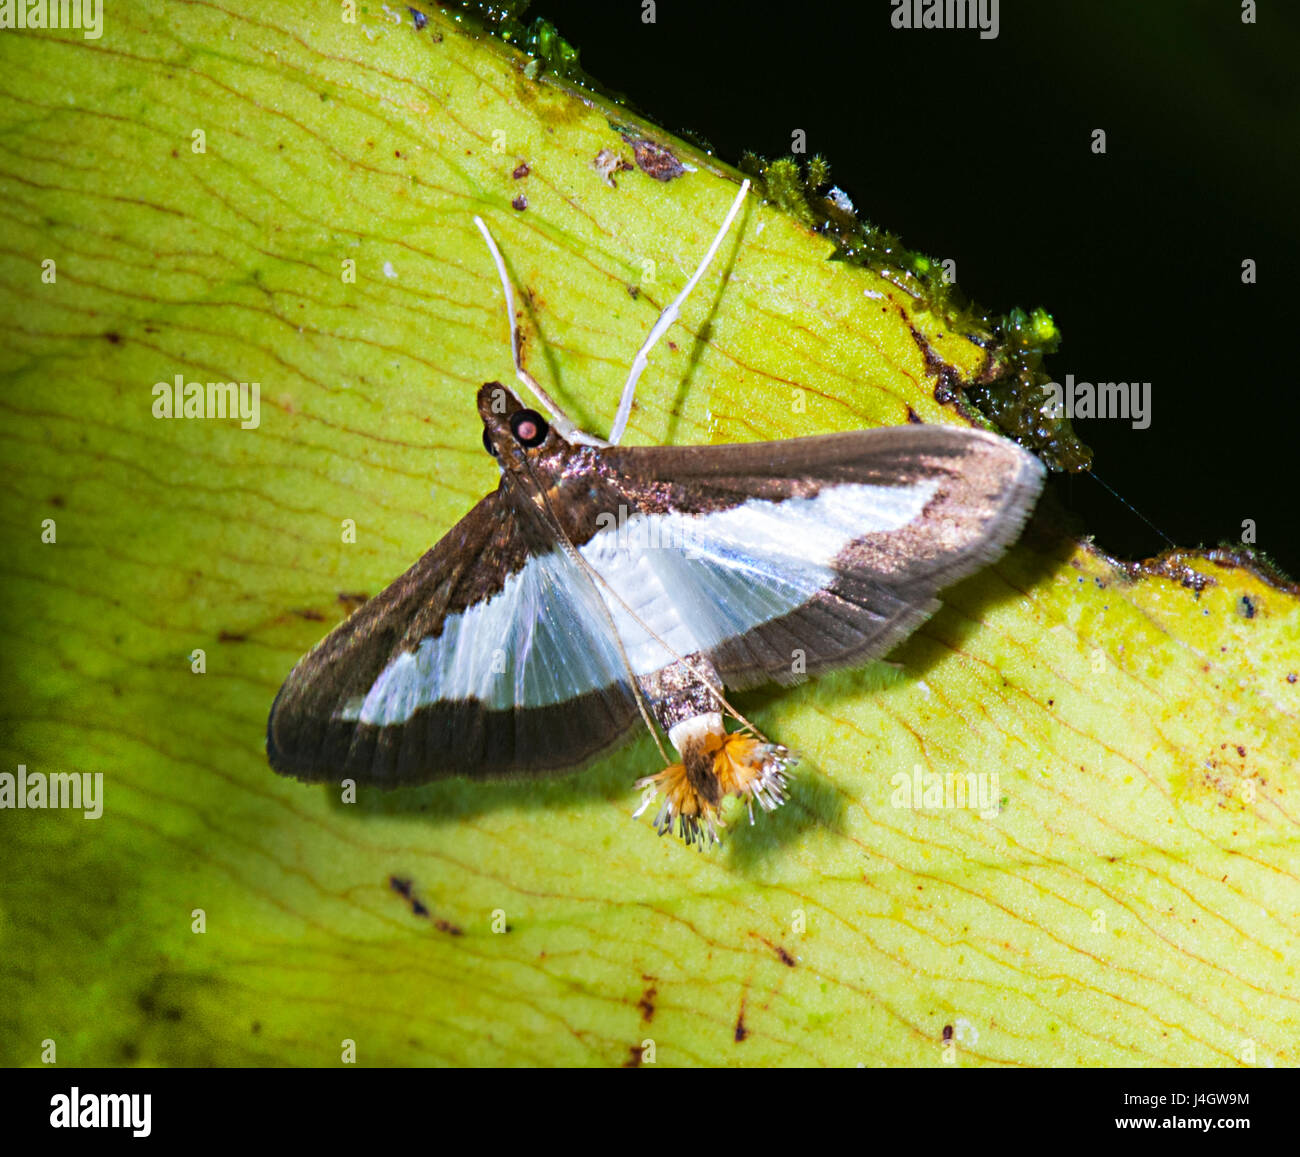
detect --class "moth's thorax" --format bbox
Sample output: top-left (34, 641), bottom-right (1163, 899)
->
top-left (499, 442), bottom-right (634, 549)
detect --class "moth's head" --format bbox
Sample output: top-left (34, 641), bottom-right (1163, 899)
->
top-left (477, 381), bottom-right (556, 467)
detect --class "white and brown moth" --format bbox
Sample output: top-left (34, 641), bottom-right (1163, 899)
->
top-left (267, 181), bottom-right (1045, 846)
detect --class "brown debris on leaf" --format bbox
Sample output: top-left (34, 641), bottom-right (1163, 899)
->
top-left (620, 131), bottom-right (687, 181)
top-left (593, 147), bottom-right (633, 187)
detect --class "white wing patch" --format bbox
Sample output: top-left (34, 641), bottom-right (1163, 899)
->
top-left (341, 551), bottom-right (628, 724)
top-left (341, 478), bottom-right (937, 722)
top-left (580, 479), bottom-right (939, 674)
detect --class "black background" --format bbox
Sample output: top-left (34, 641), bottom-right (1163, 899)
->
top-left (523, 0), bottom-right (1299, 577)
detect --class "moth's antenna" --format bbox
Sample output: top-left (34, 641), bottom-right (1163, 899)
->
top-left (473, 215), bottom-right (607, 447)
top-left (608, 179), bottom-right (751, 446)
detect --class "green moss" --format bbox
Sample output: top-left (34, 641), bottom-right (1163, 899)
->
top-left (739, 153), bottom-right (1091, 471)
top-left (751, 156), bottom-right (820, 227)
top-left (968, 307), bottom-right (1092, 472)
top-left (440, 1), bottom-right (598, 90)
top-left (806, 154), bottom-right (832, 190)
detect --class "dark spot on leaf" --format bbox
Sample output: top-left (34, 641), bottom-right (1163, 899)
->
top-left (391, 875), bottom-right (446, 924)
top-left (1238, 595), bottom-right (1256, 619)
top-left (337, 591), bottom-right (370, 614)
top-left (638, 978), bottom-right (657, 1022)
top-left (293, 607), bottom-right (325, 622)
top-left (391, 877), bottom-right (428, 917)
top-left (1288, 673), bottom-right (1297, 684)
top-left (734, 1013), bottom-right (748, 1042)
top-left (49, 494), bottom-right (64, 507)
top-left (906, 406), bottom-right (922, 424)
top-left (942, 1024), bottom-right (954, 1042)
top-left (1236, 745), bottom-right (1246, 758)
top-left (408, 6), bottom-right (427, 29)
top-left (512, 194), bottom-right (527, 211)
top-left (104, 331), bottom-right (122, 344)
top-left (218, 630), bottom-right (246, 643)
top-left (251, 1021), bottom-right (261, 1034)
top-left (623, 1044), bottom-right (644, 1067)
top-left (775, 945), bottom-right (796, 967)
top-left (512, 162), bottom-right (530, 179)
top-left (121, 1041), bottom-right (139, 1062)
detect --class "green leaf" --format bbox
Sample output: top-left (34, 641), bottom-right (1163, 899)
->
top-left (1, 2), bottom-right (1296, 1068)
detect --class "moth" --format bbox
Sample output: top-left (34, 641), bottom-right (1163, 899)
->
top-left (267, 180), bottom-right (1046, 846)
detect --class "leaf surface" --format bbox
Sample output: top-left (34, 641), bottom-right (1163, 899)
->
top-left (1, 2), bottom-right (1296, 1067)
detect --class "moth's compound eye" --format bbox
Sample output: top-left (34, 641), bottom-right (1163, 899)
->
top-left (482, 427), bottom-right (499, 458)
top-left (510, 409), bottom-right (549, 448)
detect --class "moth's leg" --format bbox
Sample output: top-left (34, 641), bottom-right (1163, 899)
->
top-left (607, 179), bottom-right (751, 446)
top-left (473, 215), bottom-right (609, 448)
